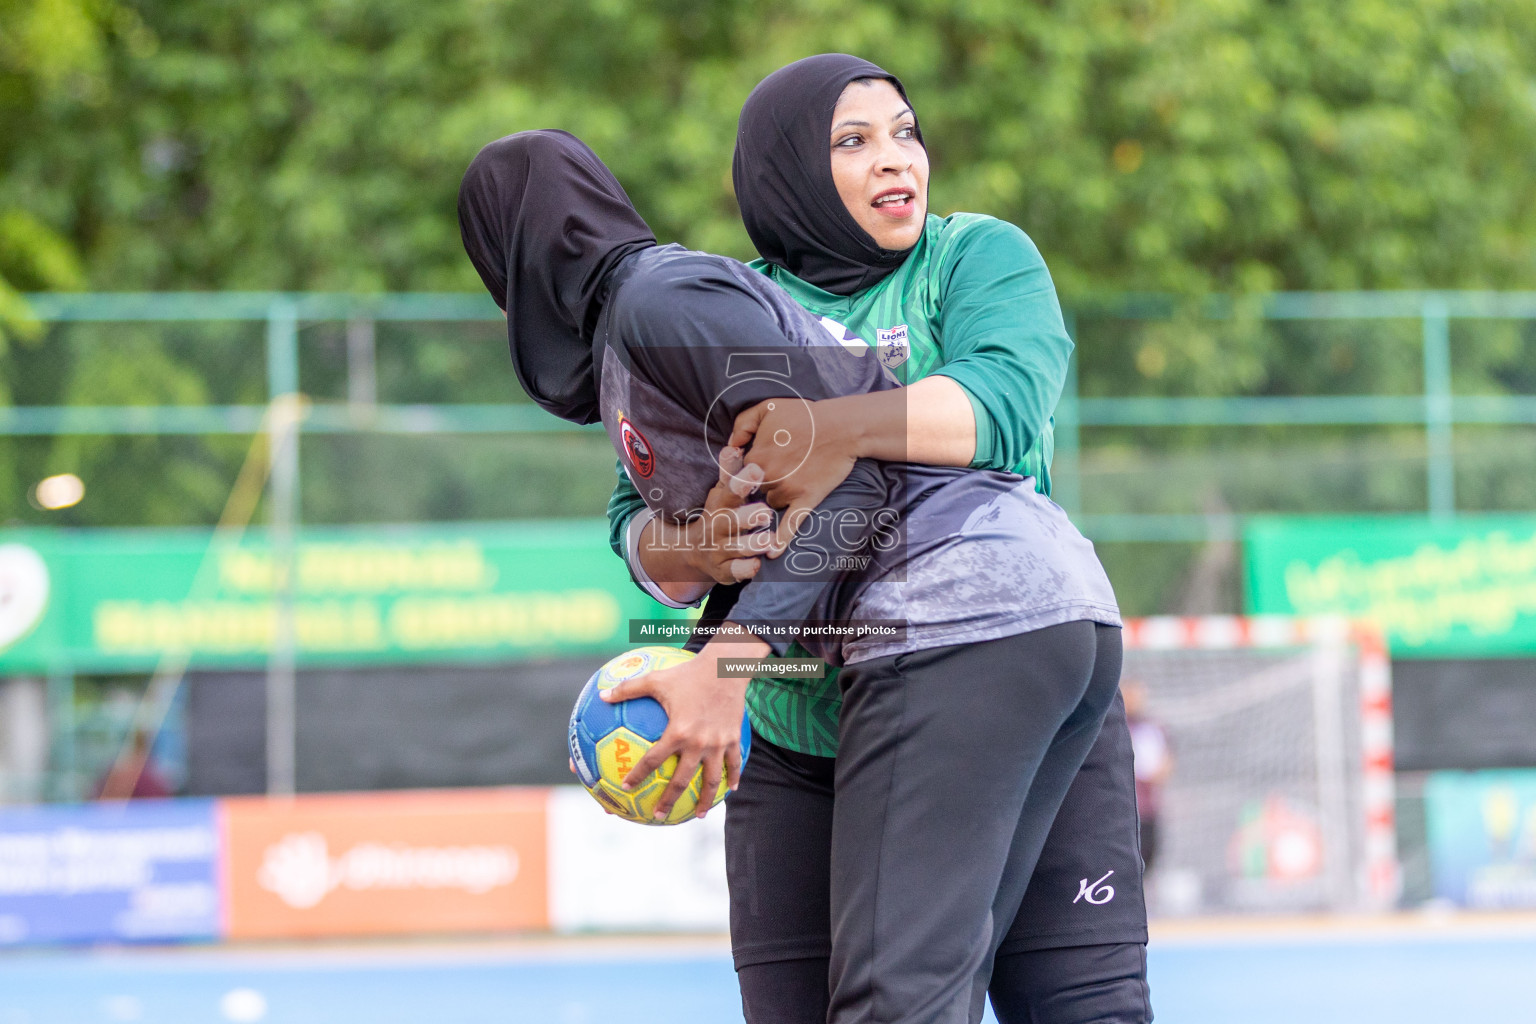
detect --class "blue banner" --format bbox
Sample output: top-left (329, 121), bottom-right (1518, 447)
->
top-left (0, 799), bottom-right (219, 944)
top-left (1425, 770), bottom-right (1536, 908)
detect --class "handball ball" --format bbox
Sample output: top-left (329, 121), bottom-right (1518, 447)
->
top-left (568, 646), bottom-right (752, 826)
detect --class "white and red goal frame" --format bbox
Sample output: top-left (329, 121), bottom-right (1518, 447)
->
top-left (1123, 615), bottom-right (1398, 910)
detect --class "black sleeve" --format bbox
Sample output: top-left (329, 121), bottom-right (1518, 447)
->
top-left (611, 257), bottom-right (892, 654)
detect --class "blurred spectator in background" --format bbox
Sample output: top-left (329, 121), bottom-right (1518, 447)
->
top-left (93, 729), bottom-right (173, 800)
top-left (1124, 679), bottom-right (1172, 872)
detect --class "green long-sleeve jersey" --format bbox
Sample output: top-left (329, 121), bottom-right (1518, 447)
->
top-left (605, 212), bottom-right (1074, 755)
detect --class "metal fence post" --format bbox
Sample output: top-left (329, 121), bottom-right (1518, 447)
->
top-left (1421, 296), bottom-right (1454, 520)
top-left (265, 298), bottom-right (300, 796)
top-left (347, 314), bottom-right (377, 408)
top-left (45, 666), bottom-right (76, 801)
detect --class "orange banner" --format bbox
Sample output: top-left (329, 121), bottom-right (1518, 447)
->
top-left (222, 788), bottom-right (548, 939)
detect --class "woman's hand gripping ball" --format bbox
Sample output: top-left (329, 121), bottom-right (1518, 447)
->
top-left (599, 626), bottom-right (767, 821)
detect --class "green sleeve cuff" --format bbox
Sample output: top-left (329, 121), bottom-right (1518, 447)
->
top-left (934, 372), bottom-right (1001, 471)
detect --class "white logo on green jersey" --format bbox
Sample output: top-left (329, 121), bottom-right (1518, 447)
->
top-left (818, 316), bottom-right (867, 356)
top-left (876, 325), bottom-right (909, 369)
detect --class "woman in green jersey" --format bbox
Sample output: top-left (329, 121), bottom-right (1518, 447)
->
top-left (608, 55), bottom-right (1150, 1023)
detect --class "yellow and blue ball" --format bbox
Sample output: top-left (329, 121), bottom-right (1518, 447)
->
top-left (568, 646), bottom-right (752, 826)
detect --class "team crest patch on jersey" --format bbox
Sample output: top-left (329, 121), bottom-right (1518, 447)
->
top-left (618, 414), bottom-right (656, 478)
top-left (877, 325), bottom-right (910, 369)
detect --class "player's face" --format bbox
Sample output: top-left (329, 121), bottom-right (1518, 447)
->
top-left (829, 79), bottom-right (929, 251)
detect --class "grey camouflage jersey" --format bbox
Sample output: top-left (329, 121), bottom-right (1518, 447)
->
top-left (593, 244), bottom-right (1119, 666)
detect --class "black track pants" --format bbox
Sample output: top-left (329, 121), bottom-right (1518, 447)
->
top-left (739, 942), bottom-right (1151, 1024)
top-left (989, 942), bottom-right (1153, 1024)
top-left (729, 621), bottom-right (1136, 1024)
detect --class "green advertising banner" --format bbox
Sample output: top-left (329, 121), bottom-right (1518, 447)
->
top-left (0, 522), bottom-right (686, 672)
top-left (1245, 516), bottom-right (1536, 657)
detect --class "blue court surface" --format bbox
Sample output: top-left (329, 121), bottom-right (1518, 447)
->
top-left (0, 918), bottom-right (1531, 1024)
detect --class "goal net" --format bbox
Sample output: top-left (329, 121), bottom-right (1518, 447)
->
top-left (1123, 616), bottom-right (1397, 914)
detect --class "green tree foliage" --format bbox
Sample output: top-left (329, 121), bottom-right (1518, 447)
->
top-left (3, 0), bottom-right (1532, 414)
top-left (5, 0), bottom-right (1533, 299)
top-left (0, 0), bottom-right (108, 333)
top-left (1, 0), bottom-right (113, 517)
top-left (4, 1), bottom-right (1536, 610)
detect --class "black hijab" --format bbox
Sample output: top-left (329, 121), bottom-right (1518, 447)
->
top-left (733, 54), bottom-right (924, 296)
top-left (458, 130), bottom-right (656, 424)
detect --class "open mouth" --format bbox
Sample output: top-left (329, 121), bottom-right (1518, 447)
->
top-left (872, 191), bottom-right (915, 219)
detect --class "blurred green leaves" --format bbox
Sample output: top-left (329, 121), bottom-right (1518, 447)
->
top-left (0, 0), bottom-right (105, 347)
top-left (4, 0), bottom-right (1534, 300)
top-left (3, 0), bottom-right (1536, 563)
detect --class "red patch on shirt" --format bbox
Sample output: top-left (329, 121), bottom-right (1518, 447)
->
top-left (619, 416), bottom-right (655, 478)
